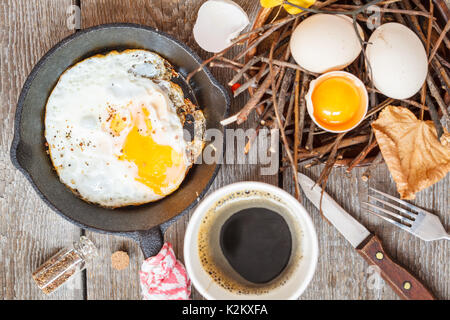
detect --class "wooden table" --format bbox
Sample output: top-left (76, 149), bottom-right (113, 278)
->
top-left (0, 0), bottom-right (448, 300)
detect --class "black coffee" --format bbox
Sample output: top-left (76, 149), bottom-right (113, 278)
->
top-left (220, 207), bottom-right (292, 284)
top-left (198, 190), bottom-right (301, 295)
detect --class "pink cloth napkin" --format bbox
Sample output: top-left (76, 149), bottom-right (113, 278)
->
top-left (139, 242), bottom-right (191, 300)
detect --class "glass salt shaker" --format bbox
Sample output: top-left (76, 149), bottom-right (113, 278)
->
top-left (32, 236), bottom-right (97, 294)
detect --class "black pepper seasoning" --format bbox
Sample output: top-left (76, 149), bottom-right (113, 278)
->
top-left (32, 236), bottom-right (97, 294)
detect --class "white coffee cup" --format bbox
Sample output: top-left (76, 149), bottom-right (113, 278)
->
top-left (184, 182), bottom-right (318, 300)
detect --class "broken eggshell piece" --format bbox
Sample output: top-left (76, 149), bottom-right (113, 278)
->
top-left (193, 0), bottom-right (249, 53)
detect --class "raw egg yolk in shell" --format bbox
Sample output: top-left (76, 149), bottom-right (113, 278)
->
top-left (311, 76), bottom-right (365, 131)
top-left (118, 107), bottom-right (186, 196)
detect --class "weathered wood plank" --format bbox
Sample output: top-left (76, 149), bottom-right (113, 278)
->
top-left (368, 163), bottom-right (449, 300)
top-left (80, 0), bottom-right (264, 300)
top-left (3, 0), bottom-right (447, 300)
top-left (284, 162), bottom-right (449, 299)
top-left (0, 0), bottom-right (84, 300)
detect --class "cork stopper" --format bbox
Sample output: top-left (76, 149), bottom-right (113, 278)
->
top-left (111, 251), bottom-right (129, 270)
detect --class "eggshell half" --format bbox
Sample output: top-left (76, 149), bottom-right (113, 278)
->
top-left (305, 71), bottom-right (368, 133)
top-left (193, 0), bottom-right (249, 53)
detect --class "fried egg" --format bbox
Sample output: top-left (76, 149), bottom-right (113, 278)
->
top-left (45, 49), bottom-right (203, 207)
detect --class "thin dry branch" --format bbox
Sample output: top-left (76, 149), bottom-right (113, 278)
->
top-left (419, 0), bottom-right (434, 120)
top-left (268, 33), bottom-right (301, 201)
top-left (428, 20), bottom-right (450, 63)
top-left (306, 121), bottom-right (315, 151)
top-left (329, 3), bottom-right (435, 18)
top-left (316, 133), bottom-right (347, 212)
top-left (346, 138), bottom-right (378, 173)
top-left (283, 85), bottom-right (296, 129)
top-left (365, 98), bottom-right (395, 119)
top-left (186, 32), bottom-right (258, 82)
top-left (297, 73), bottom-right (309, 148)
top-left (401, 1), bottom-right (450, 90)
top-left (228, 57), bottom-right (261, 86)
top-left (292, 134), bottom-right (370, 161)
top-left (237, 73), bottom-right (275, 124)
top-left (410, 0), bottom-right (450, 50)
top-left (259, 57), bottom-right (318, 76)
top-left (362, 152), bottom-right (384, 181)
top-left (233, 68), bottom-right (269, 97)
top-left (293, 70), bottom-right (301, 196)
top-left (234, 20), bottom-right (293, 61)
top-left (277, 68), bottom-right (295, 116)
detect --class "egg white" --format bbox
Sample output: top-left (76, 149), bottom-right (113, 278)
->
top-left (45, 50), bottom-right (191, 207)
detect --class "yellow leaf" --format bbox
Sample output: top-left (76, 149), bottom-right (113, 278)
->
top-left (284, 0), bottom-right (316, 14)
top-left (260, 0), bottom-right (283, 8)
top-left (260, 0), bottom-right (315, 14)
top-left (372, 106), bottom-right (450, 199)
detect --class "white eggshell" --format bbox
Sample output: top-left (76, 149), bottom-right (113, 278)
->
top-left (290, 14), bottom-right (364, 74)
top-left (367, 23), bottom-right (428, 99)
top-left (193, 0), bottom-right (249, 53)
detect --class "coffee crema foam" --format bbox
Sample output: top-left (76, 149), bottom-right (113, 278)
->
top-left (198, 190), bottom-right (303, 295)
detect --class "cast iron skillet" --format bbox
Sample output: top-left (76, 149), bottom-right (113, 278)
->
top-left (10, 24), bottom-right (229, 258)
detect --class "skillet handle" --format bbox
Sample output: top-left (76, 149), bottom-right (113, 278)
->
top-left (135, 218), bottom-right (178, 259)
top-left (136, 227), bottom-right (164, 259)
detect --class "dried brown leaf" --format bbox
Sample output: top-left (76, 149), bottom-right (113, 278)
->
top-left (372, 106), bottom-right (450, 199)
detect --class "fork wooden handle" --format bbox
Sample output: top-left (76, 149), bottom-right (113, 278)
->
top-left (357, 235), bottom-right (436, 300)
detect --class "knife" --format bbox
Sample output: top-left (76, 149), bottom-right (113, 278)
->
top-left (298, 173), bottom-right (435, 300)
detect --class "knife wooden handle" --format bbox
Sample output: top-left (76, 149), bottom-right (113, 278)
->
top-left (357, 235), bottom-right (435, 300)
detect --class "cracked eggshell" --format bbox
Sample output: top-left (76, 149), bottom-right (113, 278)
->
top-left (366, 23), bottom-right (428, 99)
top-left (193, 0), bottom-right (249, 53)
top-left (290, 14), bottom-right (364, 74)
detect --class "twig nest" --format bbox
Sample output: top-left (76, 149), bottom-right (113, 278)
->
top-left (111, 251), bottom-right (129, 271)
top-left (193, 0), bottom-right (249, 53)
top-left (366, 23), bottom-right (428, 99)
top-left (290, 14), bottom-right (364, 74)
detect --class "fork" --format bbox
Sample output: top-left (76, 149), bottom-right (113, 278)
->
top-left (362, 188), bottom-right (449, 241)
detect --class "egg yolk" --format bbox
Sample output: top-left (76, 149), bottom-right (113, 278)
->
top-left (110, 113), bottom-right (128, 136)
top-left (312, 76), bottom-right (361, 126)
top-left (118, 108), bottom-right (185, 196)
